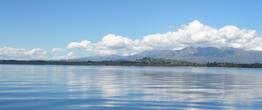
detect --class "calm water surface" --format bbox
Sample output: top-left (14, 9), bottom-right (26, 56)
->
top-left (0, 65), bottom-right (262, 109)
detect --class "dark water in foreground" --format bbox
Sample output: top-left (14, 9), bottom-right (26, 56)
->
top-left (0, 65), bottom-right (262, 110)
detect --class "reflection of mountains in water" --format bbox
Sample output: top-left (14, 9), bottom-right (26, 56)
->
top-left (66, 67), bottom-right (262, 106)
top-left (75, 47), bottom-right (262, 63)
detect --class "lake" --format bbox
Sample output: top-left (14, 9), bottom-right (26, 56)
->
top-left (0, 65), bottom-right (262, 109)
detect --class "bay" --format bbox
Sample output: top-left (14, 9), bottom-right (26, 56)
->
top-left (0, 64), bottom-right (262, 109)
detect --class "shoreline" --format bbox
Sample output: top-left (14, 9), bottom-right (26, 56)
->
top-left (0, 63), bottom-right (254, 68)
top-left (1, 58), bottom-right (261, 68)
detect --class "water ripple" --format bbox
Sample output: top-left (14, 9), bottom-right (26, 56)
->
top-left (0, 65), bottom-right (262, 109)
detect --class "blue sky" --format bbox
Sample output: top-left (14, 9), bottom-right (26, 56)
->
top-left (1, 0), bottom-right (262, 60)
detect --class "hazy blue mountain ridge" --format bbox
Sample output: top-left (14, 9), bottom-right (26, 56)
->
top-left (74, 47), bottom-right (262, 63)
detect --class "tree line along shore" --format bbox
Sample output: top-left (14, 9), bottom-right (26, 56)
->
top-left (0, 57), bottom-right (262, 68)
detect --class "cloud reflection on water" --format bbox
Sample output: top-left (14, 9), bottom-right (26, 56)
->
top-left (0, 65), bottom-right (262, 109)
top-left (64, 66), bottom-right (262, 109)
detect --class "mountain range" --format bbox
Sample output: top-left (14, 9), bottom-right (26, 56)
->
top-left (74, 47), bottom-right (262, 63)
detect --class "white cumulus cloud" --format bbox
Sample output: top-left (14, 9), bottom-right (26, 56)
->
top-left (66, 34), bottom-right (135, 55)
top-left (51, 48), bottom-right (65, 52)
top-left (66, 20), bottom-right (262, 56)
top-left (130, 52), bottom-right (138, 56)
top-left (43, 51), bottom-right (47, 55)
top-left (0, 47), bottom-right (48, 60)
top-left (52, 54), bottom-right (66, 60)
top-left (122, 52), bottom-right (129, 56)
top-left (52, 52), bottom-right (76, 60)
top-left (66, 40), bottom-right (93, 51)
top-left (94, 50), bottom-right (117, 56)
top-left (67, 52), bottom-right (75, 57)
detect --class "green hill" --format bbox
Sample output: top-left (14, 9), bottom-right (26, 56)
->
top-left (135, 57), bottom-right (191, 65)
